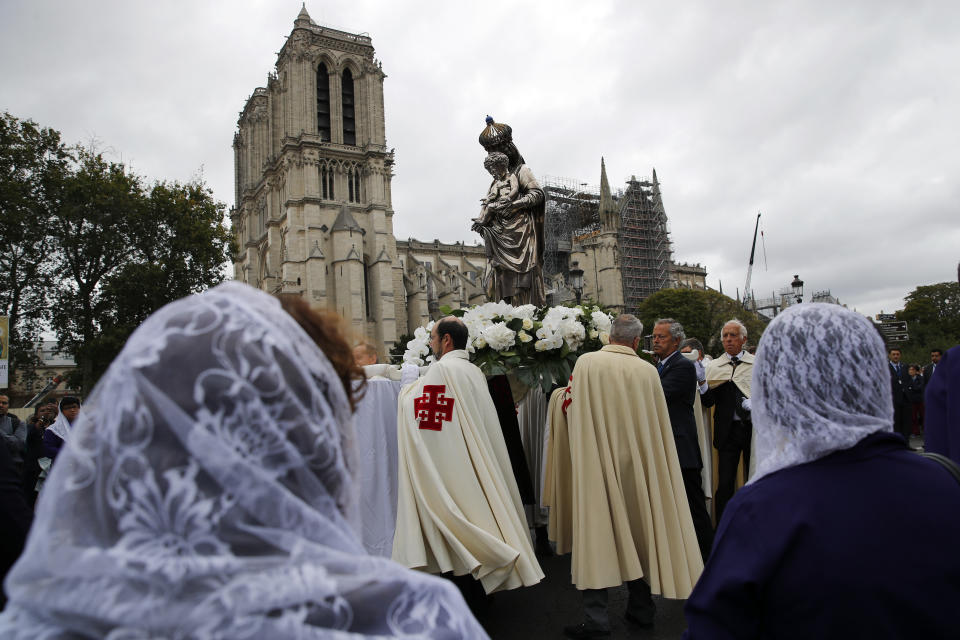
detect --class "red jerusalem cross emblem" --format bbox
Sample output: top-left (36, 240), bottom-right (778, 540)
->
top-left (414, 384), bottom-right (455, 431)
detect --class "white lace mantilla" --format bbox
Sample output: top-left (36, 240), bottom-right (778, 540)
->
top-left (0, 281), bottom-right (486, 639)
top-left (749, 303), bottom-right (893, 484)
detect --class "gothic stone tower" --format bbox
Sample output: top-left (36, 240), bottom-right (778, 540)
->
top-left (231, 7), bottom-right (403, 356)
top-left (570, 158), bottom-right (625, 313)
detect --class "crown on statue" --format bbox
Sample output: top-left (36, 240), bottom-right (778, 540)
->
top-left (479, 115), bottom-right (513, 150)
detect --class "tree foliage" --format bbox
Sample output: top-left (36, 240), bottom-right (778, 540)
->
top-left (637, 288), bottom-right (767, 356)
top-left (893, 281), bottom-right (960, 365)
top-left (0, 111), bottom-right (235, 396)
top-left (0, 112), bottom-right (70, 388)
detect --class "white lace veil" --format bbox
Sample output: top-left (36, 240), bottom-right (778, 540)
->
top-left (749, 303), bottom-right (893, 484)
top-left (0, 281), bottom-right (485, 639)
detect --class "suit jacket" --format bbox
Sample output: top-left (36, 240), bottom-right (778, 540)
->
top-left (905, 375), bottom-right (924, 404)
top-left (701, 365), bottom-right (752, 451)
top-left (658, 352), bottom-right (703, 470)
top-left (889, 362), bottom-right (908, 406)
top-left (923, 363), bottom-right (937, 386)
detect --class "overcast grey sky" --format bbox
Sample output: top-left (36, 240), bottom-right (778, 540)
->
top-left (2, 0), bottom-right (958, 317)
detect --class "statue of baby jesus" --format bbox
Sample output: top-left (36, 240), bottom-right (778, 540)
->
top-left (472, 151), bottom-right (518, 227)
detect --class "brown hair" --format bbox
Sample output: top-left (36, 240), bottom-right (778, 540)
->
top-left (278, 295), bottom-right (366, 412)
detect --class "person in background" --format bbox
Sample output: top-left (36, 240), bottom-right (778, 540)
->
top-left (41, 396), bottom-right (81, 462)
top-left (923, 349), bottom-right (942, 385)
top-left (21, 402), bottom-right (55, 505)
top-left (700, 320), bottom-right (754, 522)
top-left (0, 395), bottom-right (26, 474)
top-left (0, 441), bottom-right (32, 610)
top-left (652, 320), bottom-right (714, 562)
top-left (555, 314), bottom-right (702, 638)
top-left (905, 364), bottom-right (925, 436)
top-left (353, 341), bottom-right (378, 367)
top-left (888, 348), bottom-right (912, 442)
top-left (683, 303), bottom-right (960, 639)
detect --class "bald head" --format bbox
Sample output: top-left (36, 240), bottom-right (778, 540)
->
top-left (430, 315), bottom-right (469, 357)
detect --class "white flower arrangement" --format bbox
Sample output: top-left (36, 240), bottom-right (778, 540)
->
top-left (480, 322), bottom-right (517, 352)
top-left (406, 302), bottom-right (615, 394)
top-left (402, 321), bottom-right (435, 366)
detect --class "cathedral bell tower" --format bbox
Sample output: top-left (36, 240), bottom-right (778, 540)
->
top-left (231, 6), bottom-right (403, 356)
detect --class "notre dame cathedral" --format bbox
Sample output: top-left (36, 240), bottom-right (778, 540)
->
top-left (232, 7), bottom-right (706, 359)
top-left (231, 7), bottom-right (488, 358)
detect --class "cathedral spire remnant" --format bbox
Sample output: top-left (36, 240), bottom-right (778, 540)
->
top-left (599, 157), bottom-right (618, 231)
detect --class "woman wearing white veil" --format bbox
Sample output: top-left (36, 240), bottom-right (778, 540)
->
top-left (683, 303), bottom-right (960, 639)
top-left (0, 281), bottom-right (486, 639)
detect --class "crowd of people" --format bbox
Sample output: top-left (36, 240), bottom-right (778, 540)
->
top-left (0, 278), bottom-right (958, 638)
top-left (888, 346), bottom-right (942, 440)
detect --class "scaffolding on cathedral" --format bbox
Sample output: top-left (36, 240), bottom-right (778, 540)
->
top-left (541, 176), bottom-right (599, 278)
top-left (617, 174), bottom-right (673, 313)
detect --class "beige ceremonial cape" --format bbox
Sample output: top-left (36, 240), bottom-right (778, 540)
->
top-left (543, 387), bottom-right (574, 555)
top-left (704, 351), bottom-right (754, 397)
top-left (548, 345), bottom-right (703, 595)
top-left (704, 350), bottom-right (757, 484)
top-left (393, 350), bottom-right (544, 594)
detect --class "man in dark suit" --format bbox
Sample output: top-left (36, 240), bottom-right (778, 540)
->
top-left (924, 349), bottom-right (942, 386)
top-left (701, 320), bottom-right (754, 524)
top-left (888, 347), bottom-right (912, 442)
top-left (653, 318), bottom-right (714, 561)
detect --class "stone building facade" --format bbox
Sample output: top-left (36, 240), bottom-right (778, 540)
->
top-left (231, 8), bottom-right (490, 357)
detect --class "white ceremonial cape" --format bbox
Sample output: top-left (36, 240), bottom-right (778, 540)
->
top-left (393, 350), bottom-right (544, 594)
top-left (352, 378), bottom-right (402, 557)
top-left (548, 345), bottom-right (703, 594)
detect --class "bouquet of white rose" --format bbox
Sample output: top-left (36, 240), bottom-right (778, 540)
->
top-left (402, 301), bottom-right (614, 397)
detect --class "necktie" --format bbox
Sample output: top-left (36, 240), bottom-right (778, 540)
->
top-left (657, 362), bottom-right (664, 374)
top-left (730, 356), bottom-right (740, 372)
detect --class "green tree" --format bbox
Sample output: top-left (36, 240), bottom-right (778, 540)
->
top-left (0, 112), bottom-right (70, 393)
top-left (637, 288), bottom-right (767, 356)
top-left (893, 281), bottom-right (960, 365)
top-left (50, 150), bottom-right (235, 392)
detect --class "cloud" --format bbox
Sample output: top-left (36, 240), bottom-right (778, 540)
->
top-left (2, 0), bottom-right (957, 318)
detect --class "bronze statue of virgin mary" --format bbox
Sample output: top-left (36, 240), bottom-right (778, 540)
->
top-left (472, 116), bottom-right (546, 307)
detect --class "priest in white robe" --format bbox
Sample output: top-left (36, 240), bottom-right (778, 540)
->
top-left (392, 317), bottom-right (544, 595)
top-left (548, 314), bottom-right (703, 639)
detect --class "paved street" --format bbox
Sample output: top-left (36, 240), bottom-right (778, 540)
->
top-left (467, 553), bottom-right (688, 639)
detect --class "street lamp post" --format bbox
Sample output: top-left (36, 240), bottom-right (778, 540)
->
top-left (791, 274), bottom-right (804, 304)
top-left (569, 261), bottom-right (585, 304)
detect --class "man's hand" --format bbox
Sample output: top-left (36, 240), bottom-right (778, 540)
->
top-left (741, 397), bottom-right (752, 412)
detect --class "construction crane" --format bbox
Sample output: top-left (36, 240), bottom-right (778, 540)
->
top-left (743, 212), bottom-right (761, 308)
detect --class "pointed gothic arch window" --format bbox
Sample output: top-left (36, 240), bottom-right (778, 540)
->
top-left (317, 63), bottom-right (331, 141)
top-left (363, 255), bottom-right (373, 320)
top-left (342, 69), bottom-right (356, 146)
top-left (347, 166), bottom-right (361, 203)
top-left (320, 165), bottom-right (334, 200)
